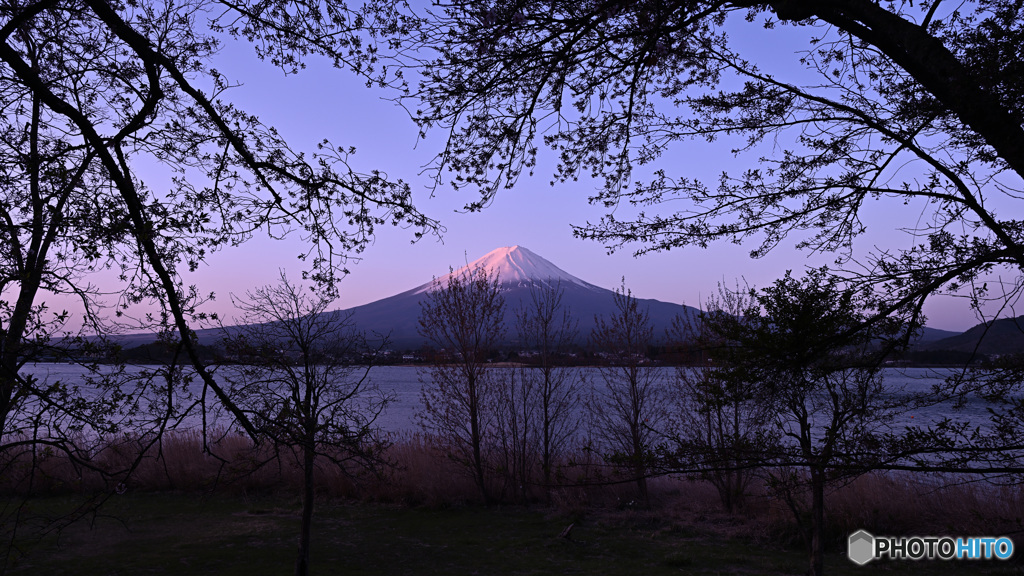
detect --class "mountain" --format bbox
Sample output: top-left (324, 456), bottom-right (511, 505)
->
top-left (132, 245), bottom-right (695, 350)
top-left (124, 245), bottom-right (982, 354)
top-left (918, 316), bottom-right (1024, 356)
top-left (917, 326), bottom-right (961, 343)
top-left (331, 245), bottom-right (700, 350)
top-left (417, 245), bottom-right (602, 293)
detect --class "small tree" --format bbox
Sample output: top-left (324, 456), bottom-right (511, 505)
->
top-left (514, 282), bottom-right (582, 491)
top-left (492, 282), bottom-right (583, 501)
top-left (589, 281), bottom-right (666, 507)
top-left (491, 367), bottom-right (534, 502)
top-left (709, 269), bottom-right (907, 576)
top-left (222, 273), bottom-right (390, 576)
top-left (667, 282), bottom-right (775, 513)
top-left (417, 266), bottom-right (505, 503)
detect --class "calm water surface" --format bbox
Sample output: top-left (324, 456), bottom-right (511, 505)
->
top-left (21, 364), bottom-right (996, 434)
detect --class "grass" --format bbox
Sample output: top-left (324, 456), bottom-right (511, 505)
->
top-left (5, 492), bottom-right (1024, 575)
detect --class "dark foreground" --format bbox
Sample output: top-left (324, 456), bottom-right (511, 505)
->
top-left (4, 493), bottom-right (1020, 575)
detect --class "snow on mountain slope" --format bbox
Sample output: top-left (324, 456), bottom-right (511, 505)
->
top-left (413, 245), bottom-right (600, 293)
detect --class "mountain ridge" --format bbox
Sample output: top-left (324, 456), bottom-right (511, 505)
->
top-left (918, 315), bottom-right (1024, 356)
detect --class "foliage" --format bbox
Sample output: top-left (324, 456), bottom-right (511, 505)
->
top-left (387, 0), bottom-right (1024, 333)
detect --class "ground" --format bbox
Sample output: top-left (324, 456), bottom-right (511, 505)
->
top-left (3, 493), bottom-right (1019, 575)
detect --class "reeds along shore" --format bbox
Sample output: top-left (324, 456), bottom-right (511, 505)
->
top-left (1, 429), bottom-right (1022, 549)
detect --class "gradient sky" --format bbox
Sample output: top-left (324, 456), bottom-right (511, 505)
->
top-left (117, 16), bottom-right (1006, 333)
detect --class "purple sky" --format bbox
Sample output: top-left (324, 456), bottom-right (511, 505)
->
top-left (112, 17), bottom-right (1004, 333)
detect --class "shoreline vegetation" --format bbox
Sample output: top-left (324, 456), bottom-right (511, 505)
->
top-left (104, 342), bottom-right (1001, 369)
top-left (3, 429), bottom-right (1023, 574)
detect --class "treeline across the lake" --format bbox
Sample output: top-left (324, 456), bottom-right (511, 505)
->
top-left (114, 340), bottom-right (999, 369)
top-left (5, 269), bottom-right (1024, 576)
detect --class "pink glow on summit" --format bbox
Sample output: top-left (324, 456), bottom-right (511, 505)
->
top-left (415, 246), bottom-right (601, 293)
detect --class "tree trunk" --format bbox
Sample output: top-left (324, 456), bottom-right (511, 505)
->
top-left (468, 372), bottom-right (490, 504)
top-left (810, 467), bottom-right (825, 576)
top-left (636, 471), bottom-right (649, 508)
top-left (633, 422), bottom-right (649, 508)
top-left (541, 367), bottom-right (553, 490)
top-left (296, 442), bottom-right (315, 576)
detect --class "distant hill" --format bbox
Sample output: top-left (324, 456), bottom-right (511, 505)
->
top-left (918, 316), bottom-right (1024, 356)
top-left (917, 326), bottom-right (961, 343)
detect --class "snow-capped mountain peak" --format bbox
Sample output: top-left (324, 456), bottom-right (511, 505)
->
top-left (415, 245), bottom-right (598, 293)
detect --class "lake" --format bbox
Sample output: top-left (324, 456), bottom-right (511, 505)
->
top-left (15, 364), bottom-right (997, 436)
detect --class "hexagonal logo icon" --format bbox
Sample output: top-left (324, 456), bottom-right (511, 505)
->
top-left (848, 530), bottom-right (875, 565)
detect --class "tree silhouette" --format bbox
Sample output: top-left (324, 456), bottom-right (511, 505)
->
top-left (705, 269), bottom-right (908, 576)
top-left (514, 281), bottom-right (582, 492)
top-left (0, 0), bottom-right (436, 459)
top-left (588, 281), bottom-right (666, 507)
top-left (385, 0), bottom-right (1024, 333)
top-left (666, 282), bottom-right (775, 513)
top-left (222, 273), bottom-right (391, 576)
top-left (0, 2), bottom-right (435, 559)
top-left (417, 265), bottom-right (505, 503)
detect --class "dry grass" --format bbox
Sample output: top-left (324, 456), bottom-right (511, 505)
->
top-left (3, 429), bottom-right (1023, 551)
top-left (827, 472), bottom-right (1024, 536)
